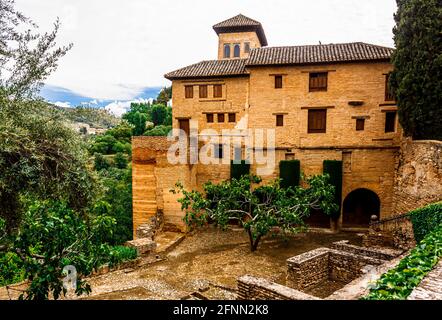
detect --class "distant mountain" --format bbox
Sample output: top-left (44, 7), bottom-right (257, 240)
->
top-left (39, 85), bottom-right (163, 116)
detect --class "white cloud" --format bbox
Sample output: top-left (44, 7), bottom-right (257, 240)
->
top-left (15, 0), bottom-right (397, 100)
top-left (104, 98), bottom-right (154, 117)
top-left (54, 101), bottom-right (72, 108)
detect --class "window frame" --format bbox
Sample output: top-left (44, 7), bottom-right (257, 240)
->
top-left (184, 85), bottom-right (193, 99)
top-left (309, 72), bottom-right (328, 92)
top-left (244, 42), bottom-right (250, 54)
top-left (307, 109), bottom-right (327, 133)
top-left (276, 114), bottom-right (284, 127)
top-left (228, 113), bottom-right (236, 123)
top-left (233, 43), bottom-right (240, 58)
top-left (217, 113), bottom-right (225, 123)
top-left (385, 73), bottom-right (396, 101)
top-left (356, 118), bottom-right (365, 131)
top-left (385, 111), bottom-right (397, 133)
top-left (199, 85), bottom-right (208, 99)
top-left (213, 84), bottom-right (223, 98)
top-left (274, 75), bottom-right (283, 89)
top-left (223, 44), bottom-right (231, 58)
top-left (206, 113), bottom-right (214, 123)
top-left (215, 144), bottom-right (224, 159)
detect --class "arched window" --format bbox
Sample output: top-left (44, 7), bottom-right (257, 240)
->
top-left (223, 44), bottom-right (230, 58)
top-left (233, 44), bottom-right (240, 57)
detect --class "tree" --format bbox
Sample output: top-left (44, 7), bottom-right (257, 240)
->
top-left (390, 0), bottom-right (442, 140)
top-left (144, 125), bottom-right (172, 136)
top-left (172, 175), bottom-right (338, 252)
top-left (0, 1), bottom-right (97, 230)
top-left (114, 152), bottom-right (128, 169)
top-left (154, 86), bottom-right (172, 106)
top-left (94, 153), bottom-right (110, 171)
top-left (151, 104), bottom-right (168, 126)
top-left (0, 200), bottom-right (116, 300)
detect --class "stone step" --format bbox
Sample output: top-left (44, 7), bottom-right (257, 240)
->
top-left (125, 238), bottom-right (157, 256)
top-left (155, 231), bottom-right (185, 254)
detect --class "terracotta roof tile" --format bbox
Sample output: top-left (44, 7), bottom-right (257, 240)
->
top-left (213, 14), bottom-right (262, 29)
top-left (165, 59), bottom-right (248, 80)
top-left (164, 42), bottom-right (394, 80)
top-left (246, 42), bottom-right (393, 66)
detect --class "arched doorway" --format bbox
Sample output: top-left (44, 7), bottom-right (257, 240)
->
top-left (343, 188), bottom-right (380, 228)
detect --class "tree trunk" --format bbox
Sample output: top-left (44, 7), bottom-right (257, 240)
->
top-left (246, 228), bottom-right (262, 252)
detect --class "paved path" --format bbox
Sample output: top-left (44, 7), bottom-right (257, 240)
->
top-left (408, 259), bottom-right (442, 300)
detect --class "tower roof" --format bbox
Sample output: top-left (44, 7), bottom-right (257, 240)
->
top-left (213, 14), bottom-right (268, 46)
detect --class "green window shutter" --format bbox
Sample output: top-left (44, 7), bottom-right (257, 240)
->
top-left (323, 160), bottom-right (343, 219)
top-left (279, 160), bottom-right (301, 189)
top-left (230, 160), bottom-right (250, 180)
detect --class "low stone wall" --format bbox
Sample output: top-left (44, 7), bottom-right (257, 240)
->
top-left (329, 250), bottom-right (384, 282)
top-left (286, 247), bottom-right (385, 290)
top-left (237, 275), bottom-right (319, 300)
top-left (331, 240), bottom-right (403, 260)
top-left (286, 248), bottom-right (329, 290)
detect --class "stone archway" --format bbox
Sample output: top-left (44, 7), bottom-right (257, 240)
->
top-left (342, 188), bottom-right (380, 228)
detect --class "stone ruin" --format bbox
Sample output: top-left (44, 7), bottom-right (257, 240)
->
top-left (237, 240), bottom-right (405, 300)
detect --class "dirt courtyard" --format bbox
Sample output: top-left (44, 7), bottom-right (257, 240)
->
top-left (82, 228), bottom-right (362, 300)
top-left (0, 227), bottom-right (362, 300)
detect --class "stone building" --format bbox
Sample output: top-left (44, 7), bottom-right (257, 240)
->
top-left (132, 14), bottom-right (404, 237)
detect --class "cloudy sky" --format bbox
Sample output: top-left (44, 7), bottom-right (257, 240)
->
top-left (15, 0), bottom-right (397, 115)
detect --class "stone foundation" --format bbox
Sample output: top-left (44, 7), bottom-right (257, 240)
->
top-left (237, 275), bottom-right (319, 300)
top-left (286, 247), bottom-right (384, 290)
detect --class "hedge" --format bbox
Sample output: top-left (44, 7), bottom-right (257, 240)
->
top-left (364, 223), bottom-right (442, 300)
top-left (323, 160), bottom-right (343, 219)
top-left (279, 160), bottom-right (300, 189)
top-left (409, 202), bottom-right (442, 243)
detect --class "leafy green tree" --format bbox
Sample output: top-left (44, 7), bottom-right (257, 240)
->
top-left (151, 104), bottom-right (168, 126)
top-left (390, 0), bottom-right (442, 140)
top-left (96, 168), bottom-right (133, 244)
top-left (0, 1), bottom-right (98, 230)
top-left (0, 200), bottom-right (116, 300)
top-left (114, 152), bottom-right (128, 169)
top-left (154, 86), bottom-right (172, 106)
top-left (172, 174), bottom-right (338, 251)
top-left (144, 125), bottom-right (172, 136)
top-left (94, 153), bottom-right (110, 171)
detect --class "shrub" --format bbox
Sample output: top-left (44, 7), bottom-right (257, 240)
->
top-left (323, 160), bottom-right (343, 219)
top-left (94, 153), bottom-right (110, 171)
top-left (114, 152), bottom-right (128, 169)
top-left (230, 160), bottom-right (250, 180)
top-left (409, 202), bottom-right (442, 243)
top-left (279, 160), bottom-right (300, 189)
top-left (108, 246), bottom-right (137, 267)
top-left (0, 252), bottom-right (25, 287)
top-left (364, 223), bottom-right (442, 300)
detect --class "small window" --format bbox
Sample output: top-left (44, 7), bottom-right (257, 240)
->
top-left (385, 73), bottom-right (395, 101)
top-left (385, 111), bottom-right (396, 133)
top-left (228, 113), bottom-right (236, 123)
top-left (223, 44), bottom-right (230, 58)
top-left (244, 42), bottom-right (250, 53)
top-left (233, 44), bottom-right (240, 58)
top-left (217, 113), bottom-right (225, 123)
top-left (215, 144), bottom-right (224, 159)
top-left (356, 118), bottom-right (365, 131)
top-left (275, 75), bottom-right (283, 89)
top-left (199, 85), bottom-right (208, 99)
top-left (206, 113), bottom-right (214, 123)
top-left (309, 72), bottom-right (328, 92)
top-left (276, 114), bottom-right (284, 127)
top-left (213, 84), bottom-right (223, 98)
top-left (185, 85), bottom-right (193, 99)
top-left (308, 109), bottom-right (327, 133)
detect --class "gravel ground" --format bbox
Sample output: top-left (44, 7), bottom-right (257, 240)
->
top-left (0, 227), bottom-right (363, 300)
